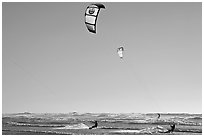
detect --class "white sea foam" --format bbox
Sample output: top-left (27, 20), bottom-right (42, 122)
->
top-left (112, 129), bottom-right (141, 133)
top-left (55, 123), bottom-right (89, 129)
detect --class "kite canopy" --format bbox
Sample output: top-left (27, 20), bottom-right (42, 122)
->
top-left (117, 47), bottom-right (124, 59)
top-left (85, 3), bottom-right (105, 33)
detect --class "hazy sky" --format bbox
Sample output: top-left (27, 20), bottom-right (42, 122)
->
top-left (2, 2), bottom-right (202, 113)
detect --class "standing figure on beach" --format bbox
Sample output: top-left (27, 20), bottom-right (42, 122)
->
top-left (89, 121), bottom-right (98, 129)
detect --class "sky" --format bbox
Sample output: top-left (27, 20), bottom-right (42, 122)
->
top-left (2, 2), bottom-right (202, 113)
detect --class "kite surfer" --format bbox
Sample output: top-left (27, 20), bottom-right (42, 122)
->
top-left (168, 124), bottom-right (175, 133)
top-left (89, 121), bottom-right (98, 129)
top-left (162, 124), bottom-right (175, 133)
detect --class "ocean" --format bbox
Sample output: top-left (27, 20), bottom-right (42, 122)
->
top-left (2, 112), bottom-right (202, 135)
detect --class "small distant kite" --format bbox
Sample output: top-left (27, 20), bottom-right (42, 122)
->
top-left (84, 3), bottom-right (105, 33)
top-left (117, 47), bottom-right (124, 59)
top-left (157, 113), bottom-right (161, 119)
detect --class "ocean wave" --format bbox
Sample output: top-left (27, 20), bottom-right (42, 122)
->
top-left (185, 116), bottom-right (202, 120)
top-left (100, 126), bottom-right (141, 130)
top-left (100, 125), bottom-right (202, 133)
top-left (109, 125), bottom-right (202, 134)
top-left (7, 122), bottom-right (65, 127)
top-left (102, 119), bottom-right (166, 125)
top-left (55, 123), bottom-right (89, 129)
top-left (2, 129), bottom-right (72, 135)
top-left (100, 119), bottom-right (124, 123)
top-left (109, 126), bottom-right (168, 135)
top-left (100, 118), bottom-right (200, 126)
top-left (176, 129), bottom-right (202, 133)
top-left (110, 129), bottom-right (142, 134)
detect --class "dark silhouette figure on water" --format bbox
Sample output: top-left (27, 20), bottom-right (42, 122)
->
top-left (169, 124), bottom-right (176, 133)
top-left (164, 124), bottom-right (175, 133)
top-left (89, 121), bottom-right (98, 129)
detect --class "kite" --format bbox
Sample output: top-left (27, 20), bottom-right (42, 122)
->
top-left (117, 47), bottom-right (124, 59)
top-left (85, 3), bottom-right (105, 33)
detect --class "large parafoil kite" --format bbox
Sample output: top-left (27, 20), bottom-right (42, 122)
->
top-left (85, 3), bottom-right (105, 33)
top-left (117, 47), bottom-right (124, 59)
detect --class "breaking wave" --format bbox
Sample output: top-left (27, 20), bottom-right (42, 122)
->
top-left (2, 129), bottom-right (72, 135)
top-left (7, 122), bottom-right (64, 127)
top-left (55, 123), bottom-right (89, 129)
